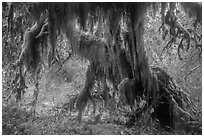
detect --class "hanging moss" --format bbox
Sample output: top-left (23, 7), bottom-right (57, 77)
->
top-left (7, 2), bottom-right (201, 133)
top-left (16, 12), bottom-right (48, 74)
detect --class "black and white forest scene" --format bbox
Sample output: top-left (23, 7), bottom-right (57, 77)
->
top-left (2, 2), bottom-right (202, 135)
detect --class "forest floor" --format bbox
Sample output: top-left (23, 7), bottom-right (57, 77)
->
top-left (2, 56), bottom-right (200, 135)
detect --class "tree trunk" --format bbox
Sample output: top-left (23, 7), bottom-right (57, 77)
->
top-left (124, 9), bottom-right (195, 133)
top-left (129, 13), bottom-right (152, 103)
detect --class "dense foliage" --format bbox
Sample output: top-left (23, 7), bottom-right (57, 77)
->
top-left (2, 2), bottom-right (202, 135)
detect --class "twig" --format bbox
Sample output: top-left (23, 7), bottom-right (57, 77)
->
top-left (55, 52), bottom-right (72, 73)
top-left (183, 65), bottom-right (200, 80)
top-left (5, 88), bottom-right (16, 101)
top-left (36, 22), bottom-right (49, 38)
